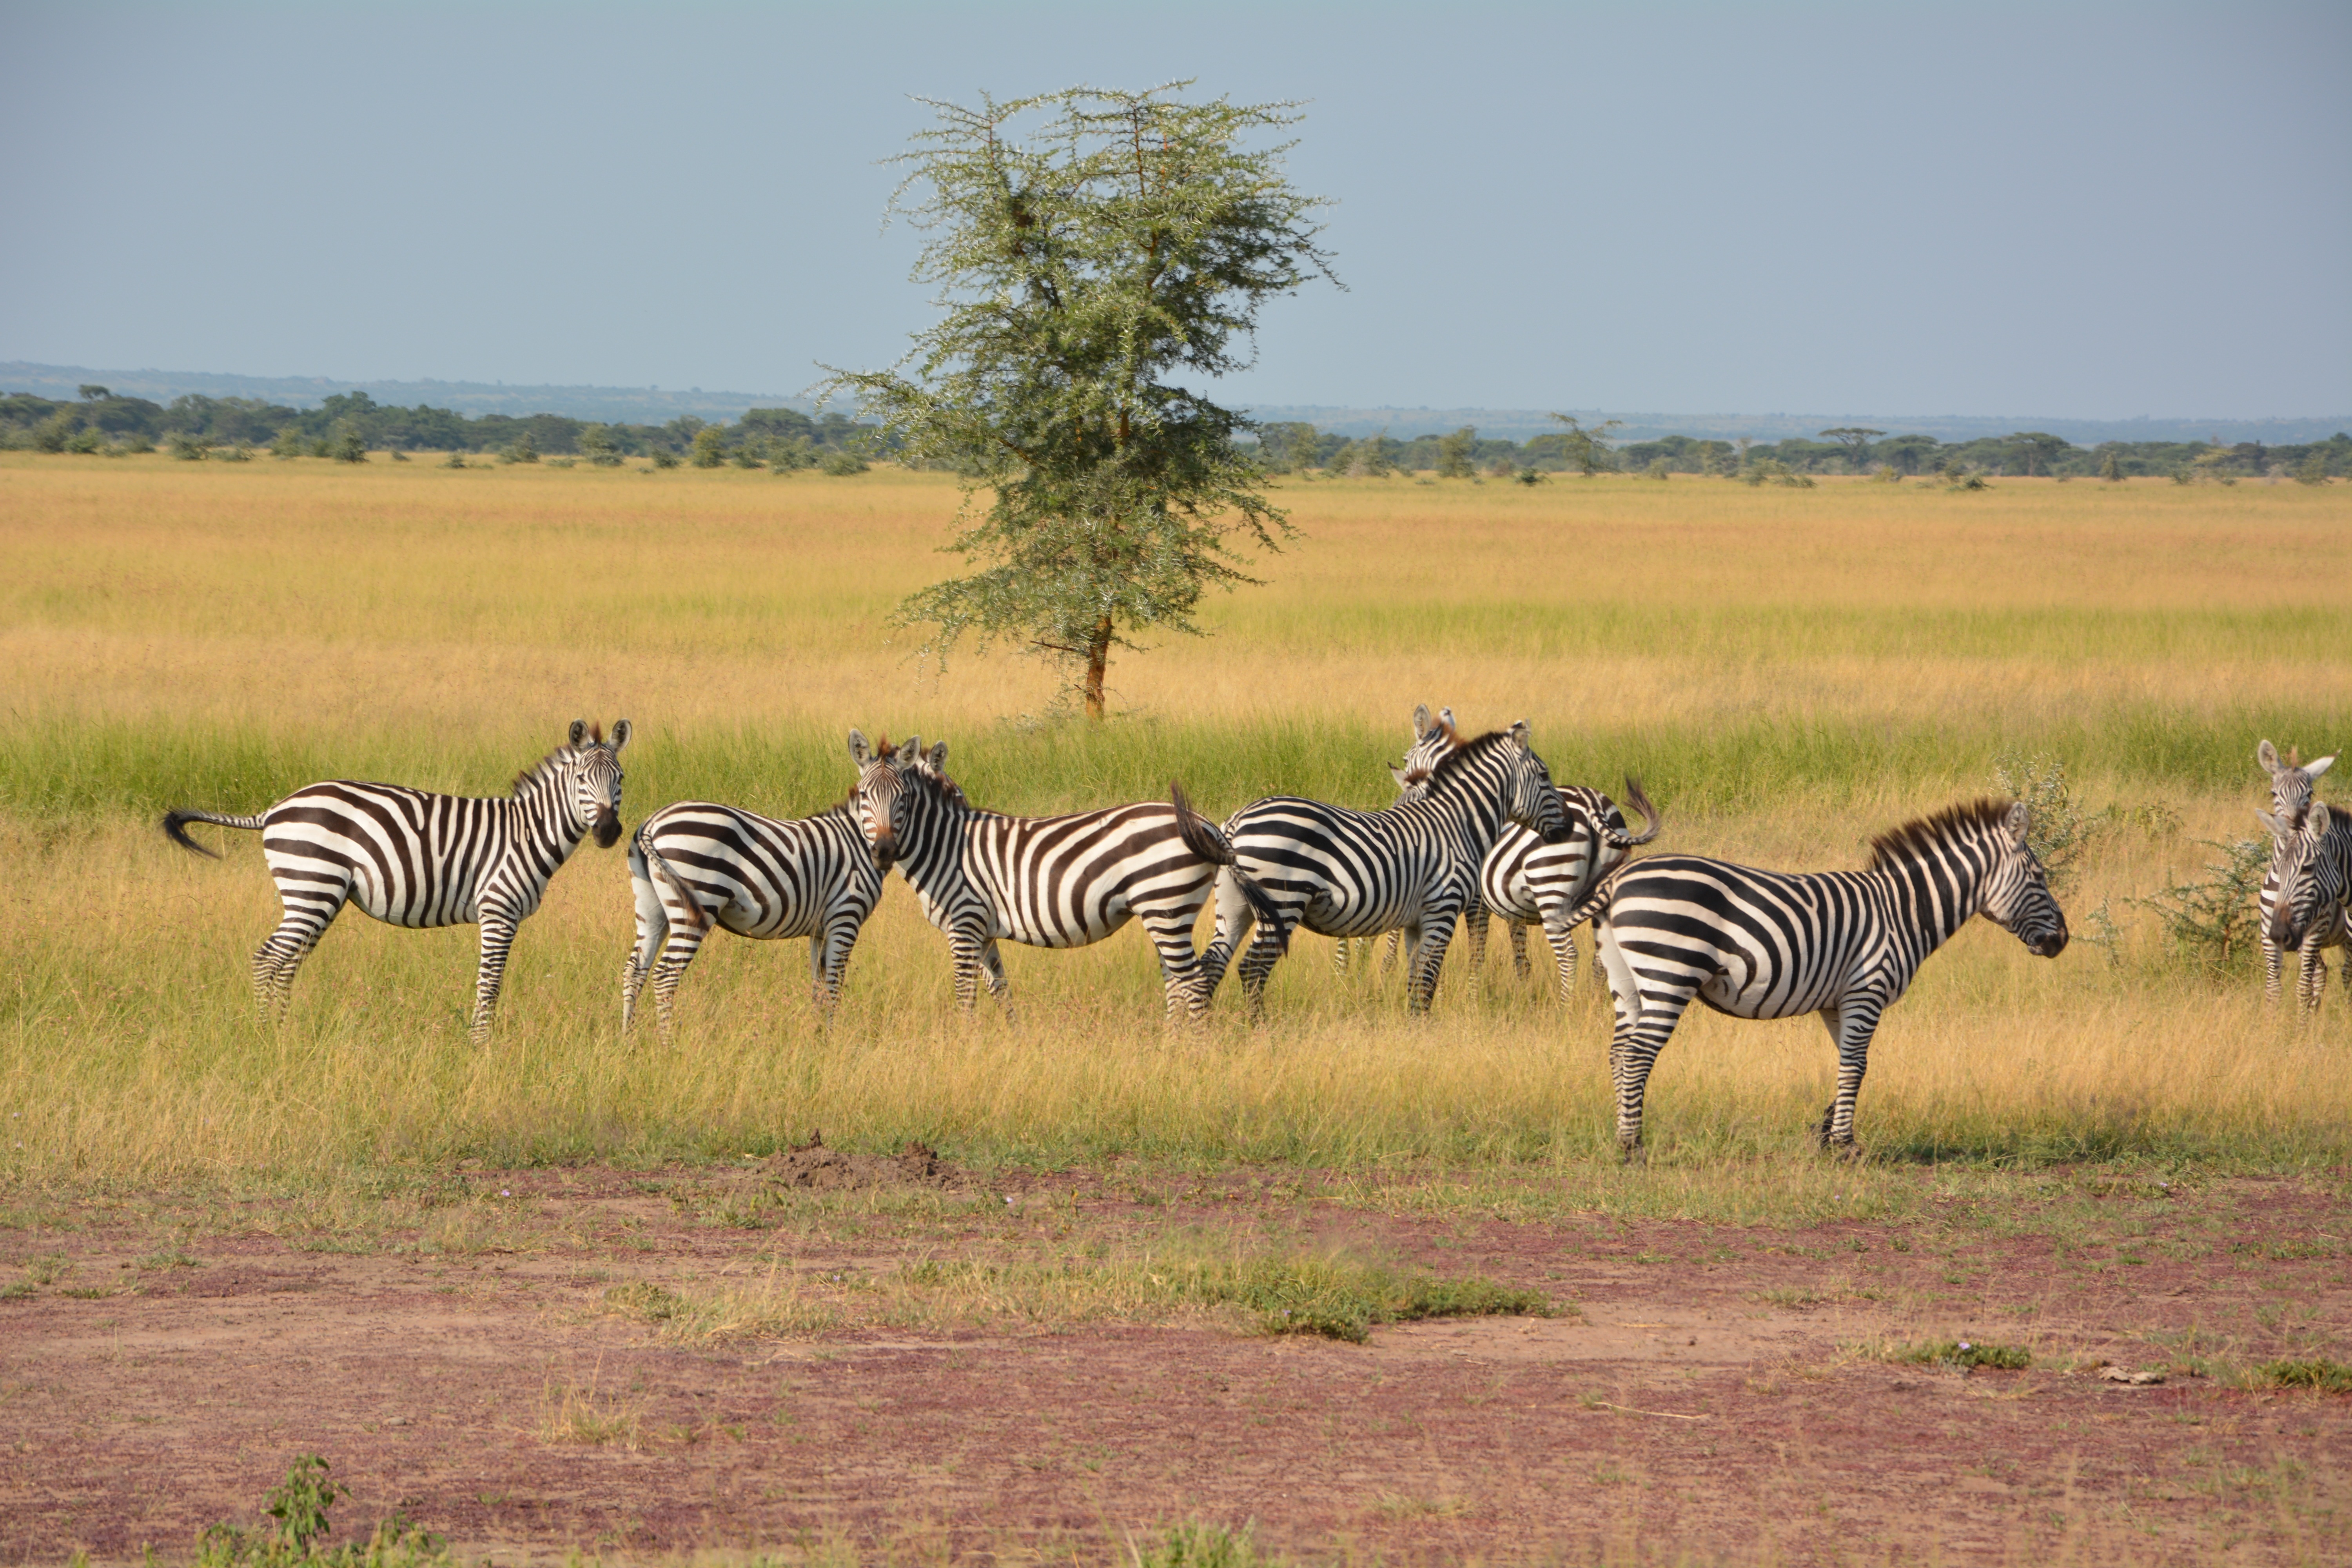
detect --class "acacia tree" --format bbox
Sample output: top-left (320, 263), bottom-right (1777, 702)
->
top-left (827, 85), bottom-right (1336, 720)
top-left (1818, 426), bottom-right (1884, 470)
top-left (1546, 413), bottom-right (1624, 476)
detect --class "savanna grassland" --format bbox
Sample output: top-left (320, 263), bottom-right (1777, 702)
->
top-left (2, 453), bottom-right (2349, 1566)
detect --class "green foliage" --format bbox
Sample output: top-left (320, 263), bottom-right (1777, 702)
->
top-left (1134, 1523), bottom-right (1279, 1568)
top-left (1546, 412), bottom-right (1623, 475)
top-left (1644, 456), bottom-right (1670, 480)
top-left (826, 84), bottom-right (1334, 719)
top-left (648, 448), bottom-right (680, 470)
top-left (818, 445), bottom-right (868, 475)
top-left (439, 449), bottom-right (465, 469)
top-left (1992, 753), bottom-right (2107, 891)
top-left (329, 423), bottom-right (368, 463)
top-left (499, 434), bottom-right (539, 465)
top-left (33, 412), bottom-right (74, 453)
top-left (2259, 1358), bottom-right (2352, 1392)
top-left (2100, 448), bottom-right (2122, 482)
top-left (2298, 449), bottom-right (2330, 486)
top-left (690, 426), bottom-right (726, 468)
top-left (577, 424), bottom-right (623, 467)
top-left (2135, 837), bottom-right (2270, 970)
top-left (168, 432), bottom-right (213, 461)
top-left (1890, 1338), bottom-right (2031, 1370)
top-left (194, 1455), bottom-right (448, 1568)
top-left (1434, 425), bottom-right (1477, 479)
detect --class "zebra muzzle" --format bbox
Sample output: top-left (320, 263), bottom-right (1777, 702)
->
top-left (594, 811), bottom-right (623, 849)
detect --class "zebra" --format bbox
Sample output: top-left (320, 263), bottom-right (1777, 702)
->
top-left (2256, 740), bottom-right (2346, 1008)
top-left (162, 720), bottom-right (631, 1043)
top-left (1337, 706), bottom-right (1664, 1001)
top-left (844, 730), bottom-right (1277, 1019)
top-left (620, 792), bottom-right (884, 1043)
top-left (2263, 800), bottom-right (2352, 996)
top-left (1331, 704), bottom-right (1464, 976)
top-left (1201, 723), bottom-right (1573, 1016)
top-left (1589, 798), bottom-right (2067, 1161)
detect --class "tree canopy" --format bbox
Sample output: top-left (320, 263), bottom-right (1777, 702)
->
top-left (825, 83), bottom-right (1337, 720)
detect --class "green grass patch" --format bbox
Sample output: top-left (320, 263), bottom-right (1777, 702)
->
top-left (2258, 1358), bottom-right (2352, 1393)
top-left (1885, 1337), bottom-right (2032, 1370)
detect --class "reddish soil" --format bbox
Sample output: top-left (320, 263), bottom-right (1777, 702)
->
top-left (2, 1161), bottom-right (2346, 1565)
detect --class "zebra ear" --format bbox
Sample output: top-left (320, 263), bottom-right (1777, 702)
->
top-left (1390, 764), bottom-right (1412, 789)
top-left (1439, 707), bottom-right (1459, 741)
top-left (899, 734), bottom-right (923, 765)
top-left (927, 740), bottom-right (949, 772)
top-left (2310, 755), bottom-right (2336, 781)
top-left (609, 719), bottom-right (631, 751)
top-left (2257, 808), bottom-right (2287, 838)
top-left (1412, 704), bottom-right (1432, 738)
top-left (568, 719), bottom-right (588, 748)
top-left (848, 729), bottom-right (874, 768)
top-left (2259, 740), bottom-right (2283, 776)
top-left (2310, 802), bottom-right (2332, 838)
top-left (1508, 719), bottom-right (1532, 750)
top-left (2005, 801), bottom-right (2030, 845)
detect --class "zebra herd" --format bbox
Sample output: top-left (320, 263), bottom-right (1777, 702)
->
top-left (160, 713), bottom-right (2331, 1158)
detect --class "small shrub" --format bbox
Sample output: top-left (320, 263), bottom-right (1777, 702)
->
top-left (649, 448), bottom-right (681, 469)
top-left (440, 450), bottom-right (466, 469)
top-left (32, 412), bottom-right (74, 453)
top-left (194, 1454), bottom-right (448, 1568)
top-left (1871, 464), bottom-right (1903, 484)
top-left (577, 424), bottom-right (624, 467)
top-left (2171, 466), bottom-right (2194, 485)
top-left (1890, 1338), bottom-right (2030, 1370)
top-left (330, 425), bottom-right (367, 463)
top-left (2297, 450), bottom-right (2330, 486)
top-left (168, 433), bottom-right (213, 461)
top-left (690, 427), bottom-right (727, 468)
top-left (270, 428), bottom-right (305, 459)
top-left (1515, 467), bottom-right (1544, 486)
top-left (2136, 837), bottom-right (2270, 969)
top-left (65, 426), bottom-right (102, 455)
top-left (1645, 457), bottom-right (1670, 481)
top-left (2259, 1357), bottom-right (2352, 1392)
top-left (1993, 753), bottom-right (2109, 890)
top-left (1948, 470), bottom-right (1990, 491)
top-left (500, 435), bottom-right (539, 465)
top-left (732, 448), bottom-right (766, 469)
top-left (220, 441), bottom-right (254, 462)
top-left (388, 448), bottom-right (410, 463)
top-left (819, 446), bottom-right (869, 476)
top-left (1134, 1522), bottom-right (1276, 1568)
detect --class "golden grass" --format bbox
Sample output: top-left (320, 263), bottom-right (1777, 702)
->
top-left (3, 454), bottom-right (2350, 1188)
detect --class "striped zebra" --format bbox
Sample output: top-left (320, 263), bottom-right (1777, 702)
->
top-left (2256, 740), bottom-right (2345, 1007)
top-left (1332, 704), bottom-right (1465, 976)
top-left (1340, 706), bottom-right (1664, 1000)
top-left (845, 731), bottom-right (1276, 1018)
top-left (620, 793), bottom-right (883, 1043)
top-left (1201, 724), bottom-right (1573, 1016)
top-left (1590, 799), bottom-right (2067, 1160)
top-left (162, 720), bottom-right (631, 1042)
top-left (2263, 800), bottom-right (2352, 999)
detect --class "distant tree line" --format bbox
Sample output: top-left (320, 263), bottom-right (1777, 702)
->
top-left (0, 386), bottom-right (887, 468)
top-left (1248, 420), bottom-right (2350, 483)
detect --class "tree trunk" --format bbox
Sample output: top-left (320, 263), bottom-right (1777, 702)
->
top-left (1083, 615), bottom-right (1113, 722)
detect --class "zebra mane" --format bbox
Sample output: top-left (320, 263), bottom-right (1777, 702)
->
top-left (1421, 729), bottom-right (1514, 792)
top-left (511, 745), bottom-right (580, 796)
top-left (1865, 798), bottom-right (2015, 871)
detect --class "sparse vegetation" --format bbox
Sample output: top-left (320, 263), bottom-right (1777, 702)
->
top-left (194, 1455), bottom-right (448, 1568)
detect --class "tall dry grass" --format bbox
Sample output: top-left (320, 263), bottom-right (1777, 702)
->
top-left (2, 454), bottom-right (2348, 1189)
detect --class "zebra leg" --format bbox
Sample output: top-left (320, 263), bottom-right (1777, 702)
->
top-left (2262, 930), bottom-right (2285, 1005)
top-left (978, 938), bottom-right (1014, 1020)
top-left (1330, 936), bottom-right (1353, 976)
top-left (812, 910), bottom-right (863, 1016)
top-left (1405, 911), bottom-right (1461, 1014)
top-left (1815, 998), bottom-right (1888, 1152)
top-left (647, 921), bottom-right (709, 1047)
top-left (621, 854), bottom-right (668, 1034)
top-left (2297, 935), bottom-right (2328, 1011)
top-left (1139, 909), bottom-right (1210, 1022)
top-left (1236, 928), bottom-right (1287, 1023)
top-left (1463, 903), bottom-right (1490, 974)
top-left (1197, 868), bottom-right (1259, 1003)
top-left (469, 914), bottom-right (519, 1045)
top-left (1539, 916), bottom-right (1581, 1007)
top-left (946, 928), bottom-right (987, 1014)
top-left (1596, 922), bottom-right (1691, 1163)
top-left (249, 885), bottom-right (343, 1024)
top-left (1509, 920), bottom-right (1532, 982)
top-left (1380, 927), bottom-right (1403, 975)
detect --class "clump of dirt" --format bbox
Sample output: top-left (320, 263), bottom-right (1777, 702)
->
top-left (761, 1132), bottom-right (975, 1193)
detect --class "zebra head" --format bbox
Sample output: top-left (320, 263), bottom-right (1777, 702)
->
top-left (2263, 801), bottom-right (2345, 953)
top-left (2258, 740), bottom-right (2334, 830)
top-left (1390, 704), bottom-right (1459, 799)
top-left (1980, 801), bottom-right (2068, 957)
top-left (561, 718), bottom-right (630, 848)
top-left (846, 729), bottom-right (951, 873)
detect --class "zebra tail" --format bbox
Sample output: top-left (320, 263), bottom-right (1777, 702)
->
top-left (1611, 775), bottom-right (1664, 848)
top-left (161, 809), bottom-right (267, 858)
top-left (636, 828), bottom-right (712, 934)
top-left (1553, 860), bottom-right (1639, 936)
top-left (1171, 780), bottom-right (1289, 953)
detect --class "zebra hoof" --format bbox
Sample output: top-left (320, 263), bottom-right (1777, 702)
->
top-left (1617, 1142), bottom-right (1646, 1167)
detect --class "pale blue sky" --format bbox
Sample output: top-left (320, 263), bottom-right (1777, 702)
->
top-left (5, 2), bottom-right (2346, 418)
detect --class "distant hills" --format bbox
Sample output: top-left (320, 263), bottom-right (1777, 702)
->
top-left (2, 361), bottom-right (2343, 448)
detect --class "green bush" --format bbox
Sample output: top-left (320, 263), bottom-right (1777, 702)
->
top-left (168, 432), bottom-right (213, 461)
top-left (818, 446), bottom-right (869, 475)
top-left (194, 1455), bottom-right (448, 1568)
top-left (2259, 1358), bottom-right (2352, 1392)
top-left (690, 427), bottom-right (727, 468)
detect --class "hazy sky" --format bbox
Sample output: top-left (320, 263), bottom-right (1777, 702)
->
top-left (5, 2), bottom-right (2347, 417)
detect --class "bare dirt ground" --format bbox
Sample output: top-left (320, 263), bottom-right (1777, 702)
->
top-left (2, 1156), bottom-right (2347, 1565)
